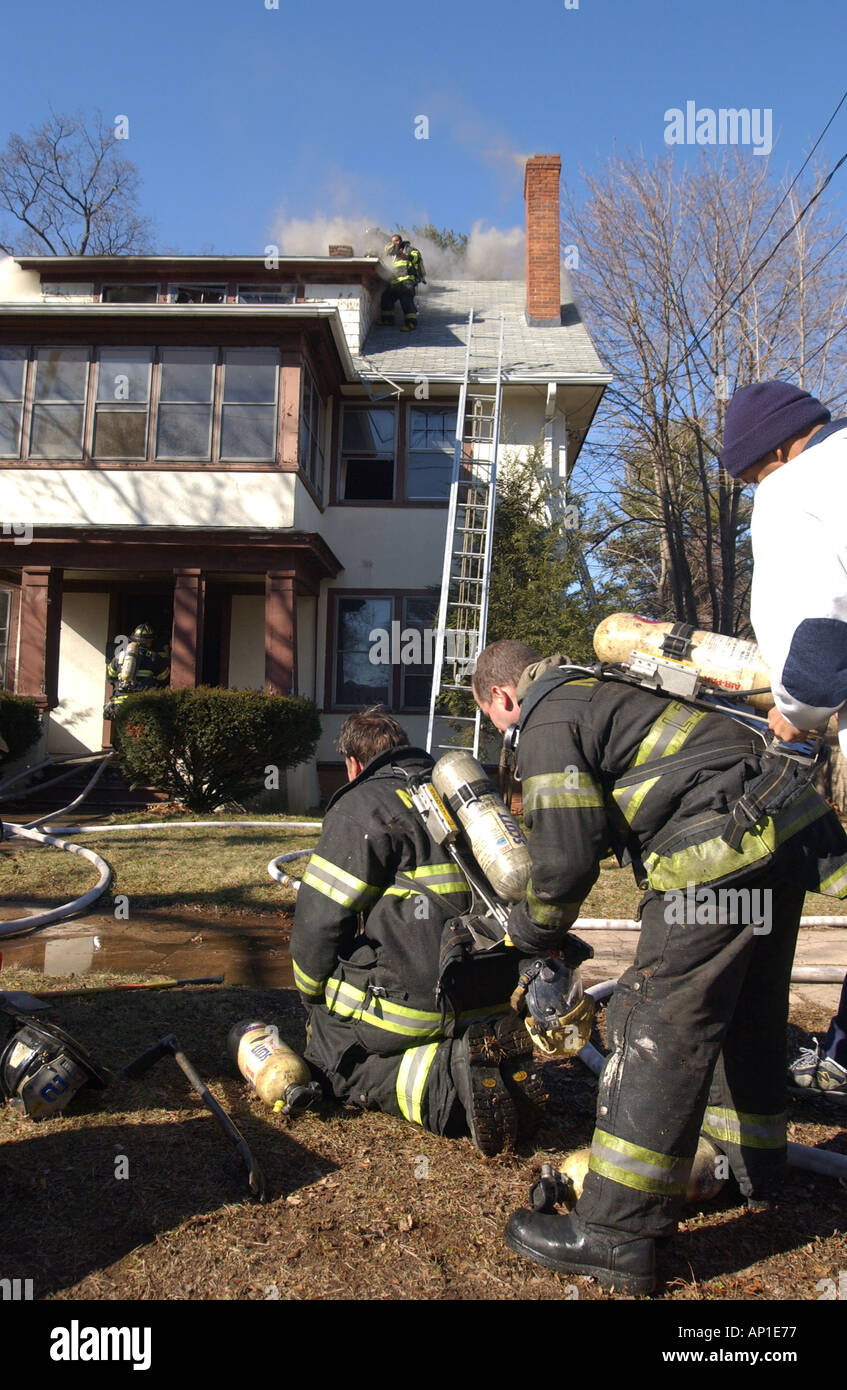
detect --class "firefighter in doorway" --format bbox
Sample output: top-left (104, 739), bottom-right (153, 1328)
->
top-left (105, 622), bottom-right (170, 718)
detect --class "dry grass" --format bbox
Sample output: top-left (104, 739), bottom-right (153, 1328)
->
top-left (0, 962), bottom-right (845, 1303)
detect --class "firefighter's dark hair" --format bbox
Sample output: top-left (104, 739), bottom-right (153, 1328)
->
top-left (335, 706), bottom-right (410, 765)
top-left (471, 640), bottom-right (542, 702)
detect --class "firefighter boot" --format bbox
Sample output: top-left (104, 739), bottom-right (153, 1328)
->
top-left (451, 1020), bottom-right (519, 1156)
top-left (490, 1013), bottom-right (547, 1138)
top-left (504, 1208), bottom-right (656, 1295)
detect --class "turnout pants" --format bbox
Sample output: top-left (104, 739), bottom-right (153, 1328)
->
top-left (305, 1005), bottom-right (463, 1135)
top-left (380, 285), bottom-right (417, 327)
top-left (577, 872), bottom-right (805, 1239)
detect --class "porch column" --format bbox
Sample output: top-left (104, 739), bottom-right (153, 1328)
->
top-left (170, 569), bottom-right (205, 688)
top-left (265, 571), bottom-right (296, 695)
top-left (18, 566), bottom-right (63, 709)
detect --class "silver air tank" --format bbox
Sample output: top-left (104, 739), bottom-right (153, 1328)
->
top-left (431, 749), bottom-right (531, 902)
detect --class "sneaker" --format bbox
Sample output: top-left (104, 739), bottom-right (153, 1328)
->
top-left (788, 1038), bottom-right (847, 1105)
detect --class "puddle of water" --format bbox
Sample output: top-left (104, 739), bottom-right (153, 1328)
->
top-left (0, 918), bottom-right (295, 989)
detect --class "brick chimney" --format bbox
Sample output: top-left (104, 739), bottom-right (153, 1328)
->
top-left (524, 154), bottom-right (562, 326)
top-left (328, 244), bottom-right (354, 257)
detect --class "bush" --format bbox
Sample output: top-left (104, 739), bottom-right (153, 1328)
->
top-left (113, 687), bottom-right (321, 812)
top-left (0, 693), bottom-right (42, 767)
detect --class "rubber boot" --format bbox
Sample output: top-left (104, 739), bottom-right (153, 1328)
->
top-left (451, 1020), bottom-right (518, 1155)
top-left (504, 1207), bottom-right (656, 1295)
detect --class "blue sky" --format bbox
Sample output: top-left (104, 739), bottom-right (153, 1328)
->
top-left (1, 0), bottom-right (845, 253)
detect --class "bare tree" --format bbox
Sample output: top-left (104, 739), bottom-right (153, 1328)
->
top-left (0, 109), bottom-right (154, 256)
top-left (566, 151), bottom-right (847, 632)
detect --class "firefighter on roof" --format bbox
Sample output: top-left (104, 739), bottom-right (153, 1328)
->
top-left (472, 639), bottom-right (847, 1294)
top-left (379, 235), bottom-right (425, 331)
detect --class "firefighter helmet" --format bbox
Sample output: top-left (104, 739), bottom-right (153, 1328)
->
top-left (131, 623), bottom-right (155, 642)
top-left (0, 1013), bottom-right (110, 1119)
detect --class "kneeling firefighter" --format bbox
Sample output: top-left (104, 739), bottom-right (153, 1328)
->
top-left (289, 706), bottom-right (593, 1154)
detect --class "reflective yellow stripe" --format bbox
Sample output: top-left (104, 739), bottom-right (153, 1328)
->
top-left (588, 1128), bottom-right (691, 1196)
top-left (523, 770), bottom-right (604, 813)
top-left (301, 853), bottom-right (379, 910)
top-left (526, 883), bottom-right (580, 927)
top-left (702, 1106), bottom-right (785, 1150)
top-left (644, 786), bottom-right (830, 891)
top-left (292, 959), bottom-right (325, 999)
top-left (632, 701), bottom-right (707, 768)
top-left (818, 861), bottom-right (847, 897)
top-left (396, 1042), bottom-right (439, 1124)
top-left (325, 974), bottom-right (509, 1040)
top-left (613, 775), bottom-right (660, 825)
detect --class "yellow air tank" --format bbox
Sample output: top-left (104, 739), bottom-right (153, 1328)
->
top-left (228, 1021), bottom-right (320, 1114)
top-left (559, 1135), bottom-right (727, 1206)
top-left (593, 613), bottom-right (773, 709)
top-left (431, 749), bottom-right (531, 902)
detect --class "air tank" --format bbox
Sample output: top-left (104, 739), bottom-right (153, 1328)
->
top-left (593, 613), bottom-right (773, 709)
top-left (431, 749), bottom-right (531, 902)
top-left (228, 1020), bottom-right (320, 1114)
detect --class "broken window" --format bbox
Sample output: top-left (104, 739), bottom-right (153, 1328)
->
top-left (340, 405), bottom-right (395, 500)
top-left (167, 284), bottom-right (227, 304)
top-left (155, 348), bottom-right (215, 459)
top-left (30, 347), bottom-right (89, 459)
top-left (0, 347), bottom-right (27, 458)
top-left (220, 348), bottom-right (279, 461)
top-left (93, 348), bottom-right (153, 459)
top-left (407, 406), bottom-right (456, 500)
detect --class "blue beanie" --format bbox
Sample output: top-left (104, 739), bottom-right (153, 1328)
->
top-left (721, 381), bottom-right (830, 478)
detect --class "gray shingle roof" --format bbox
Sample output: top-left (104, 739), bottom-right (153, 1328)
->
top-left (355, 278), bottom-right (609, 382)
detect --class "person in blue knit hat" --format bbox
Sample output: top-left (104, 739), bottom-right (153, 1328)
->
top-left (723, 379), bottom-right (847, 1103)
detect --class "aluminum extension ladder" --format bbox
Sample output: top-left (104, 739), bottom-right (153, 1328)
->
top-left (426, 309), bottom-right (505, 757)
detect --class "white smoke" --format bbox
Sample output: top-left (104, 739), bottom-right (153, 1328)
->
top-left (271, 214), bottom-right (525, 281)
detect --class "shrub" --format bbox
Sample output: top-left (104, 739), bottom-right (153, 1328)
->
top-left (0, 694), bottom-right (42, 768)
top-left (113, 687), bottom-right (321, 811)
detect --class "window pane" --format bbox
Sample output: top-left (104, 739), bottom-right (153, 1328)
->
top-left (156, 404), bottom-right (212, 459)
top-left (342, 457), bottom-right (394, 500)
top-left (236, 286), bottom-right (296, 304)
top-left (401, 597), bottom-right (435, 708)
top-left (34, 348), bottom-right (88, 402)
top-left (223, 349), bottom-right (278, 403)
top-left (336, 597), bottom-right (393, 706)
top-left (0, 348), bottom-right (26, 400)
top-left (97, 348), bottom-right (152, 403)
top-left (169, 285), bottom-right (226, 304)
top-left (102, 285), bottom-right (158, 303)
top-left (30, 405), bottom-right (85, 459)
top-left (405, 453), bottom-right (452, 500)
top-left (93, 409), bottom-right (147, 459)
top-left (220, 405), bottom-right (276, 460)
top-left (0, 588), bottom-right (10, 685)
top-left (160, 349), bottom-right (215, 402)
top-left (410, 407), bottom-right (457, 449)
top-left (341, 408), bottom-right (394, 454)
top-left (0, 402), bottom-right (22, 456)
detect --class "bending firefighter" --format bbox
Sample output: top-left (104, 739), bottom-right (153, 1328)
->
top-left (289, 707), bottom-right (544, 1153)
top-left (379, 234), bottom-right (426, 332)
top-left (472, 640), bottom-right (847, 1295)
top-left (105, 623), bottom-right (170, 718)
